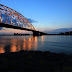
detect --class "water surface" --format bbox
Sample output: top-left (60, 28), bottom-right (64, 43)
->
top-left (0, 35), bottom-right (72, 54)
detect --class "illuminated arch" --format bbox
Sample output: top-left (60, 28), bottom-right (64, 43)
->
top-left (0, 4), bottom-right (35, 30)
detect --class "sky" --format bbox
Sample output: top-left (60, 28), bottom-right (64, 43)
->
top-left (0, 0), bottom-right (72, 34)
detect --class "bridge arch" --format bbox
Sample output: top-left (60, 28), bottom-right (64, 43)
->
top-left (0, 4), bottom-right (35, 30)
top-left (0, 4), bottom-right (48, 36)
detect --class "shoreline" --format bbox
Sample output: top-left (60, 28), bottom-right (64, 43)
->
top-left (0, 50), bottom-right (72, 72)
top-left (0, 34), bottom-right (72, 36)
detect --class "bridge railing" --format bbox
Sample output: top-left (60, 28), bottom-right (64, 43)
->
top-left (0, 4), bottom-right (35, 30)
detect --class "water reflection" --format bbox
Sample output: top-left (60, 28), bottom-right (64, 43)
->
top-left (34, 36), bottom-right (38, 50)
top-left (41, 36), bottom-right (44, 42)
top-left (0, 44), bottom-right (5, 53)
top-left (1, 35), bottom-right (72, 54)
top-left (0, 36), bottom-right (38, 53)
top-left (10, 39), bottom-right (17, 52)
top-left (41, 36), bottom-right (44, 45)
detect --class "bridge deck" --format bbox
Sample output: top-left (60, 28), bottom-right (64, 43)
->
top-left (0, 23), bottom-right (35, 32)
top-left (0, 23), bottom-right (48, 35)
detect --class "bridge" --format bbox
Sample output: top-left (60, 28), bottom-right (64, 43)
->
top-left (0, 4), bottom-right (48, 36)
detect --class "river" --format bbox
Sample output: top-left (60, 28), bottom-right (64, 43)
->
top-left (0, 35), bottom-right (72, 54)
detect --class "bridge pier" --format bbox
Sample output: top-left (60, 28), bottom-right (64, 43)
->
top-left (33, 31), bottom-right (48, 36)
top-left (33, 31), bottom-right (40, 36)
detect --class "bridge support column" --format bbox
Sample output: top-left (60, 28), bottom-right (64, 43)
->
top-left (33, 31), bottom-right (40, 36)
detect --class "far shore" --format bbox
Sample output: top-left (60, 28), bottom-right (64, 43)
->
top-left (0, 50), bottom-right (72, 72)
top-left (0, 34), bottom-right (72, 36)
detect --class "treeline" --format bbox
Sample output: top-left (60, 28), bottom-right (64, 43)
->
top-left (14, 33), bottom-right (31, 35)
top-left (59, 31), bottom-right (72, 35)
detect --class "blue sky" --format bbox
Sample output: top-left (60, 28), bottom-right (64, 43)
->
top-left (0, 0), bottom-right (72, 33)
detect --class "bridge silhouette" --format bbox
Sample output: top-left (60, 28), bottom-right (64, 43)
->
top-left (0, 4), bottom-right (48, 36)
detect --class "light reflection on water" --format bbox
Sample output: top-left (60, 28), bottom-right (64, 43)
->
top-left (0, 35), bottom-right (72, 54)
top-left (0, 36), bottom-right (38, 53)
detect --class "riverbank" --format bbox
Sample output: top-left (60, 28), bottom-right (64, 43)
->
top-left (0, 50), bottom-right (72, 72)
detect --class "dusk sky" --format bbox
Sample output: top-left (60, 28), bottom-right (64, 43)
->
top-left (0, 0), bottom-right (72, 34)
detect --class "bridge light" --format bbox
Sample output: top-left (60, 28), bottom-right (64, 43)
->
top-left (1, 19), bottom-right (3, 23)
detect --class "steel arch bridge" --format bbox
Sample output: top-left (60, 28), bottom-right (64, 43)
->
top-left (0, 4), bottom-right (48, 36)
top-left (0, 4), bottom-right (35, 30)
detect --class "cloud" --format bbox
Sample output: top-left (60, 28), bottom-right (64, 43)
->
top-left (28, 18), bottom-right (37, 23)
top-left (0, 27), bottom-right (3, 30)
top-left (45, 28), bottom-right (72, 34)
top-left (0, 27), bottom-right (6, 30)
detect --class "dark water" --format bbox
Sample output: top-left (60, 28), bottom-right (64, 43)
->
top-left (0, 35), bottom-right (72, 54)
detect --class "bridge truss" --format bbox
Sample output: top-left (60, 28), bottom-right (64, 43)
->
top-left (0, 4), bottom-right (35, 30)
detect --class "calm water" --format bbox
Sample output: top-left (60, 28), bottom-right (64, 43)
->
top-left (0, 35), bottom-right (72, 54)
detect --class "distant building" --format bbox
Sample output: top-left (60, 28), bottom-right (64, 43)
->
top-left (65, 32), bottom-right (69, 35)
top-left (14, 33), bottom-right (19, 35)
top-left (14, 33), bottom-right (30, 35)
top-left (14, 33), bottom-right (16, 35)
top-left (59, 32), bottom-right (64, 35)
top-left (70, 31), bottom-right (72, 35)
